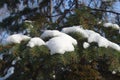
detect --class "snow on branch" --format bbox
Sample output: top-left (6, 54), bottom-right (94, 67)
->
top-left (40, 30), bottom-right (63, 39)
top-left (103, 22), bottom-right (120, 30)
top-left (4, 25), bottom-right (120, 55)
top-left (7, 34), bottom-right (31, 44)
top-left (27, 37), bottom-right (45, 48)
top-left (41, 30), bottom-right (77, 54)
top-left (62, 26), bottom-right (120, 51)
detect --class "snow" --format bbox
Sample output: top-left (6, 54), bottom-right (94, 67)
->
top-left (83, 42), bottom-right (90, 49)
top-left (0, 67), bottom-right (14, 80)
top-left (12, 60), bottom-right (17, 65)
top-left (0, 4), bottom-right (10, 22)
top-left (7, 34), bottom-right (31, 44)
top-left (62, 26), bottom-right (120, 51)
top-left (103, 23), bottom-right (113, 28)
top-left (103, 23), bottom-right (120, 30)
top-left (62, 26), bottom-right (88, 38)
top-left (112, 70), bottom-right (116, 74)
top-left (24, 20), bottom-right (33, 23)
top-left (86, 30), bottom-right (100, 43)
top-left (97, 37), bottom-right (110, 48)
top-left (97, 21), bottom-right (102, 24)
top-left (46, 36), bottom-right (76, 54)
top-left (45, 30), bottom-right (77, 54)
top-left (41, 30), bottom-right (63, 39)
top-left (4, 26), bottom-right (120, 54)
top-left (86, 30), bottom-right (109, 48)
top-left (53, 75), bottom-right (56, 79)
top-left (27, 37), bottom-right (45, 48)
top-left (109, 42), bottom-right (120, 51)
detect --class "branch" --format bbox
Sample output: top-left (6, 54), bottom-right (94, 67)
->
top-left (47, 5), bottom-right (120, 19)
top-left (90, 8), bottom-right (120, 15)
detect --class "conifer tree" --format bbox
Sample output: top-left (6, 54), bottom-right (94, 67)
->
top-left (0, 0), bottom-right (120, 80)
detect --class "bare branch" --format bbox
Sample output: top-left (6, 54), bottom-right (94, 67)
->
top-left (87, 7), bottom-right (120, 15)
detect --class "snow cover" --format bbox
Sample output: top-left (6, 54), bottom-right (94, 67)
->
top-left (97, 21), bottom-right (102, 24)
top-left (24, 20), bottom-right (33, 23)
top-left (83, 42), bottom-right (90, 49)
top-left (40, 30), bottom-right (63, 39)
top-left (53, 75), bottom-right (56, 79)
top-left (27, 37), bottom-right (45, 48)
top-left (44, 30), bottom-right (77, 54)
top-left (62, 26), bottom-right (120, 51)
top-left (62, 26), bottom-right (88, 38)
top-left (0, 67), bottom-right (14, 80)
top-left (46, 36), bottom-right (76, 54)
top-left (0, 4), bottom-right (10, 22)
top-left (3, 26), bottom-right (120, 55)
top-left (103, 23), bottom-right (120, 30)
top-left (112, 70), bottom-right (116, 74)
top-left (7, 34), bottom-right (31, 44)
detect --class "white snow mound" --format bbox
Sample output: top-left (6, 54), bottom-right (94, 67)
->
top-left (7, 34), bottom-right (31, 44)
top-left (62, 26), bottom-right (88, 38)
top-left (46, 36), bottom-right (77, 55)
top-left (27, 37), bottom-right (45, 48)
top-left (45, 30), bottom-right (77, 54)
top-left (41, 30), bottom-right (63, 39)
top-left (83, 42), bottom-right (90, 49)
top-left (103, 23), bottom-right (120, 30)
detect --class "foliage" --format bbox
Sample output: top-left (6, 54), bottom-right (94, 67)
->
top-left (64, 63), bottom-right (102, 80)
top-left (0, 0), bottom-right (120, 80)
top-left (65, 8), bottom-right (97, 29)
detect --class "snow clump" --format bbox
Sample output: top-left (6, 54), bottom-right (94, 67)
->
top-left (62, 26), bottom-right (88, 38)
top-left (83, 42), bottom-right (90, 49)
top-left (40, 30), bottom-right (63, 39)
top-left (27, 37), bottom-right (45, 48)
top-left (103, 22), bottom-right (120, 30)
top-left (112, 70), bottom-right (116, 74)
top-left (7, 34), bottom-right (31, 44)
top-left (43, 30), bottom-right (77, 54)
